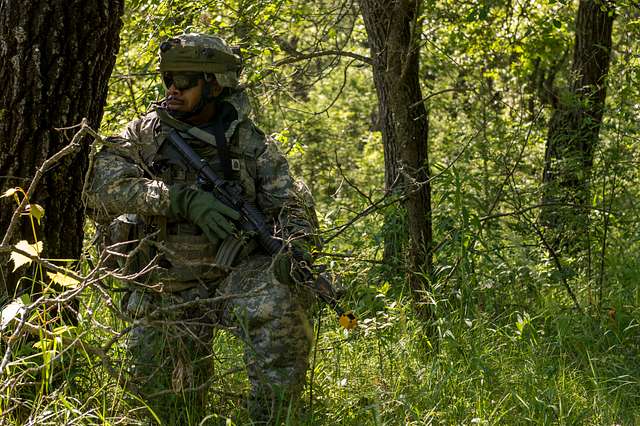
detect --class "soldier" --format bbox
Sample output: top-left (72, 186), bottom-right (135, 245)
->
top-left (85, 33), bottom-right (318, 425)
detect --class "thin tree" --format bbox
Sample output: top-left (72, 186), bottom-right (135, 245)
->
top-left (540, 0), bottom-right (616, 253)
top-left (359, 0), bottom-right (434, 311)
top-left (0, 0), bottom-right (124, 296)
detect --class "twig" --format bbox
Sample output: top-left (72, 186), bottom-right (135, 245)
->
top-left (480, 202), bottom-right (611, 222)
top-left (409, 88), bottom-right (467, 108)
top-left (311, 58), bottom-right (356, 115)
top-left (316, 251), bottom-right (385, 264)
top-left (80, 125), bottom-right (105, 201)
top-left (529, 219), bottom-right (583, 314)
top-left (334, 151), bottom-right (374, 205)
top-left (323, 126), bottom-right (479, 244)
top-left (436, 107), bottom-right (544, 288)
top-left (598, 163), bottom-right (617, 308)
top-left (1, 119), bottom-right (95, 247)
top-left (487, 108), bottom-right (543, 215)
top-left (274, 49), bottom-right (373, 67)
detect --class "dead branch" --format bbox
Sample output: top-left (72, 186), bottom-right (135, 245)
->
top-left (1, 119), bottom-right (97, 248)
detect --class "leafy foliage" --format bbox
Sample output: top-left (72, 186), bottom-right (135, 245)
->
top-left (1, 0), bottom-right (640, 424)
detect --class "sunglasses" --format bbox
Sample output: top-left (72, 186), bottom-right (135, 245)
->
top-left (162, 72), bottom-right (202, 90)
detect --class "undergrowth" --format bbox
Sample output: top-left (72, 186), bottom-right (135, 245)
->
top-left (1, 261), bottom-right (639, 425)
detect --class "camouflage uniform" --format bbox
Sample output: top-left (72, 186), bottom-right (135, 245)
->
top-left (86, 87), bottom-right (317, 424)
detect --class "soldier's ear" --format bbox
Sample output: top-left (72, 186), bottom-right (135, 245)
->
top-left (210, 80), bottom-right (223, 97)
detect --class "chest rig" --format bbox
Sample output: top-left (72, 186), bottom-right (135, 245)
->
top-left (145, 105), bottom-right (259, 286)
top-left (153, 106), bottom-right (243, 192)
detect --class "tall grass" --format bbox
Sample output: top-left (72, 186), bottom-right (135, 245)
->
top-left (2, 257), bottom-right (639, 425)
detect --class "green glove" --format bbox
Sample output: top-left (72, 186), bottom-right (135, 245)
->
top-left (169, 185), bottom-right (241, 242)
top-left (273, 242), bottom-right (313, 285)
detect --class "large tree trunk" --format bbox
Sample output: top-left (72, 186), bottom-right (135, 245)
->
top-left (541, 0), bottom-right (615, 252)
top-left (360, 0), bottom-right (433, 305)
top-left (0, 0), bottom-right (124, 296)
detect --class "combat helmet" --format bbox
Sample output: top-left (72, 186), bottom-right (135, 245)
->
top-left (159, 33), bottom-right (242, 88)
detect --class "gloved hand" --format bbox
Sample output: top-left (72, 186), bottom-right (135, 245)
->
top-left (169, 185), bottom-right (240, 242)
top-left (273, 241), bottom-right (313, 285)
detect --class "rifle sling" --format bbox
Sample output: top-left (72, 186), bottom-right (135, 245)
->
top-left (156, 105), bottom-right (237, 179)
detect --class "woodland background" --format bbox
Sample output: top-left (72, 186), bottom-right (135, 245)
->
top-left (0, 0), bottom-right (639, 424)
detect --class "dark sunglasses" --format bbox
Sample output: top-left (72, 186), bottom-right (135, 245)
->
top-left (162, 72), bottom-right (202, 90)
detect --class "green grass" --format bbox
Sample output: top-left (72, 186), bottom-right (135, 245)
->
top-left (1, 268), bottom-right (639, 425)
top-left (300, 296), bottom-right (639, 425)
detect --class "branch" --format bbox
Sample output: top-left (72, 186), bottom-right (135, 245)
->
top-left (480, 202), bottom-right (611, 223)
top-left (274, 49), bottom-right (373, 67)
top-left (316, 251), bottom-right (385, 265)
top-left (1, 119), bottom-right (96, 247)
top-left (409, 88), bottom-right (468, 108)
top-left (529, 219), bottom-right (583, 314)
top-left (323, 124), bottom-right (479, 243)
top-left (334, 151), bottom-right (374, 205)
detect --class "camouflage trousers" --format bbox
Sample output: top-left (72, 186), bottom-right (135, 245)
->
top-left (123, 255), bottom-right (314, 425)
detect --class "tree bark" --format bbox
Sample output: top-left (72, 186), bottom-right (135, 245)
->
top-left (360, 0), bottom-right (433, 303)
top-left (371, 76), bottom-right (401, 195)
top-left (0, 0), bottom-right (124, 295)
top-left (373, 39), bottom-right (404, 265)
top-left (540, 0), bottom-right (615, 252)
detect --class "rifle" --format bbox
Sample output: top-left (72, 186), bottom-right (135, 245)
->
top-left (165, 129), bottom-right (357, 330)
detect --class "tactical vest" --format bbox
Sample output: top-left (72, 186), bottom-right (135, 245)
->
top-left (124, 105), bottom-right (265, 288)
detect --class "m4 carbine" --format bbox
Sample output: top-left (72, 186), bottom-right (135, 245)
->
top-left (165, 129), bottom-right (357, 330)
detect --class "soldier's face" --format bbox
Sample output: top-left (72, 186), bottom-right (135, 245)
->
top-left (165, 77), bottom-right (205, 113)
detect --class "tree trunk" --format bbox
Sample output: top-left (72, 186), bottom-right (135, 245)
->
top-left (360, 0), bottom-right (433, 304)
top-left (375, 49), bottom-right (405, 265)
top-left (0, 0), bottom-right (124, 296)
top-left (541, 0), bottom-right (615, 253)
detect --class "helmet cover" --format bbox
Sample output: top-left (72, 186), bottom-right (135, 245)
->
top-left (159, 33), bottom-right (242, 88)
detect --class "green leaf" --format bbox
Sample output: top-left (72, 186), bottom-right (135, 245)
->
top-left (32, 341), bottom-right (52, 350)
top-left (52, 325), bottom-right (76, 336)
top-left (1, 298), bottom-right (26, 330)
top-left (11, 240), bottom-right (43, 271)
top-left (20, 293), bottom-right (31, 305)
top-left (25, 204), bottom-right (45, 224)
top-left (47, 271), bottom-right (80, 288)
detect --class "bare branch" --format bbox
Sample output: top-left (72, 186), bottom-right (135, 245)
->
top-left (1, 119), bottom-right (98, 247)
top-left (274, 49), bottom-right (373, 67)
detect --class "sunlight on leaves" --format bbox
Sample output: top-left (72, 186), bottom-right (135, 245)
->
top-left (24, 204), bottom-right (45, 224)
top-left (47, 271), bottom-right (80, 288)
top-left (1, 298), bottom-right (26, 330)
top-left (52, 325), bottom-right (76, 336)
top-left (1, 188), bottom-right (18, 198)
top-left (11, 240), bottom-right (43, 271)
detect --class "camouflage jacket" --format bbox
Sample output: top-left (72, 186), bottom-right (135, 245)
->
top-left (85, 90), bottom-right (318, 283)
